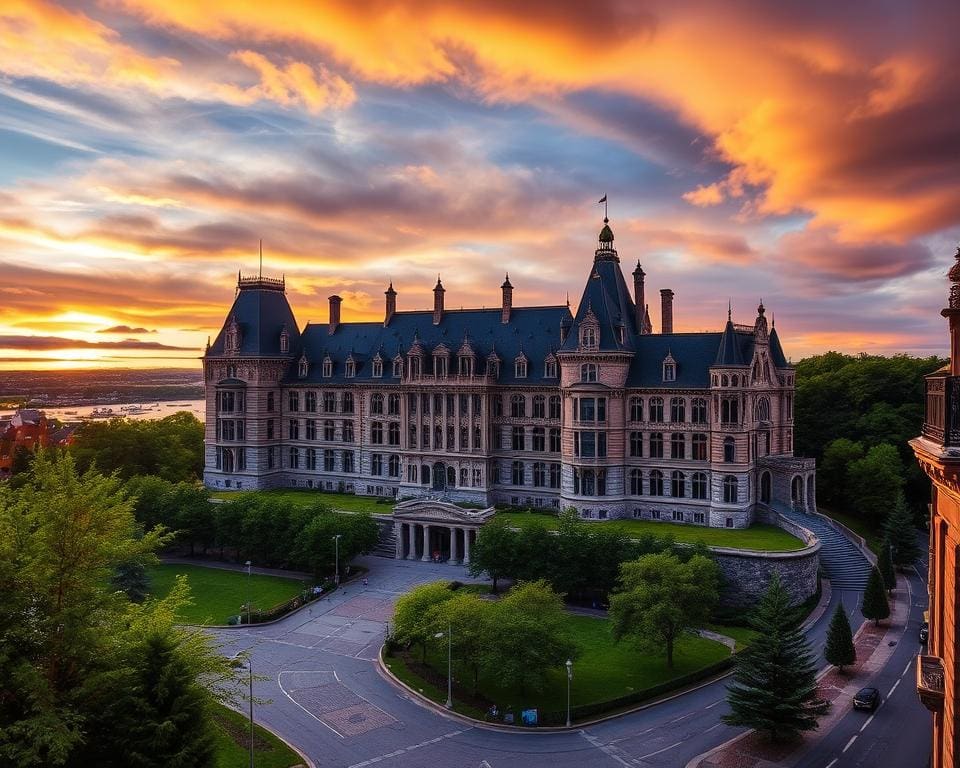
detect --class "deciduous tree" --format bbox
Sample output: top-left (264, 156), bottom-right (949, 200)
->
top-left (468, 518), bottom-right (519, 593)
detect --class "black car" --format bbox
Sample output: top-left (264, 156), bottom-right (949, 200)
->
top-left (853, 687), bottom-right (880, 712)
top-left (920, 621), bottom-right (929, 644)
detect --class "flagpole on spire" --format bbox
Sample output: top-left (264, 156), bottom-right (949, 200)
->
top-left (598, 194), bottom-right (608, 222)
top-left (259, 239), bottom-right (263, 278)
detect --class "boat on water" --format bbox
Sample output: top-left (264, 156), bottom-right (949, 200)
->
top-left (89, 407), bottom-right (115, 418)
top-left (63, 410), bottom-right (78, 415)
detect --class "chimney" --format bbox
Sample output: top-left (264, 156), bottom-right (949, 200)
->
top-left (384, 282), bottom-right (396, 326)
top-left (433, 276), bottom-right (445, 325)
top-left (632, 261), bottom-right (646, 334)
top-left (328, 295), bottom-right (341, 335)
top-left (660, 289), bottom-right (674, 334)
top-left (946, 247), bottom-right (960, 375)
top-left (501, 273), bottom-right (513, 324)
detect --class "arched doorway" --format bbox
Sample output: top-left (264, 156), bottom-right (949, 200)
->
top-left (791, 475), bottom-right (804, 508)
top-left (432, 462), bottom-right (447, 491)
top-left (760, 471), bottom-right (771, 504)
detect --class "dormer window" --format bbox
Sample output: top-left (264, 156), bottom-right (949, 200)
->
top-left (322, 356), bottom-right (333, 378)
top-left (409, 355), bottom-right (421, 378)
top-left (544, 356), bottom-right (557, 378)
top-left (459, 355), bottom-right (474, 376)
top-left (279, 327), bottom-right (290, 354)
top-left (487, 355), bottom-right (500, 379)
top-left (345, 357), bottom-right (356, 378)
top-left (580, 326), bottom-right (597, 349)
top-left (372, 355), bottom-right (383, 378)
top-left (580, 363), bottom-right (597, 382)
top-left (662, 353), bottom-right (677, 382)
top-left (515, 355), bottom-right (528, 379)
top-left (297, 357), bottom-right (308, 378)
top-left (224, 317), bottom-right (241, 355)
top-left (392, 357), bottom-right (403, 377)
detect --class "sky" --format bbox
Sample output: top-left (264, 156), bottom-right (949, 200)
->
top-left (1, 0), bottom-right (958, 370)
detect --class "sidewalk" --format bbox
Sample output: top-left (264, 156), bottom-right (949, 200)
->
top-left (161, 555), bottom-right (313, 580)
top-left (690, 581), bottom-right (907, 768)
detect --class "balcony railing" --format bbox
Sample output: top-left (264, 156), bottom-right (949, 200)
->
top-left (922, 372), bottom-right (959, 447)
top-left (916, 655), bottom-right (945, 713)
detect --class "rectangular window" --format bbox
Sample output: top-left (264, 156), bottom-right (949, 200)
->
top-left (549, 428), bottom-right (561, 453)
top-left (324, 450), bottom-right (335, 472)
top-left (372, 453), bottom-right (383, 476)
top-left (343, 421), bottom-right (354, 442)
top-left (324, 420), bottom-right (335, 441)
top-left (305, 419), bottom-right (316, 440)
top-left (649, 432), bottom-right (663, 458)
top-left (266, 419), bottom-right (275, 440)
top-left (694, 512), bottom-right (705, 524)
top-left (671, 433), bottom-right (685, 459)
top-left (532, 427), bottom-right (545, 452)
top-left (343, 451), bottom-right (354, 473)
top-left (289, 419), bottom-right (299, 440)
top-left (629, 431), bottom-right (643, 457)
top-left (288, 391), bottom-right (300, 412)
top-left (512, 426), bottom-right (525, 451)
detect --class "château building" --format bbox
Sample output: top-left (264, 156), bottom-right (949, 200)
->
top-left (203, 219), bottom-right (815, 528)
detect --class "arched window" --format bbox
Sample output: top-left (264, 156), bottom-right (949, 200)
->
top-left (649, 470), bottom-right (664, 496)
top-left (691, 397), bottom-right (707, 424)
top-left (629, 468), bottom-right (643, 495)
top-left (723, 436), bottom-right (735, 463)
top-left (298, 358), bottom-right (308, 378)
top-left (515, 357), bottom-right (528, 378)
top-left (280, 328), bottom-right (289, 354)
top-left (671, 471), bottom-right (686, 498)
top-left (755, 396), bottom-right (770, 422)
top-left (544, 357), bottom-right (558, 378)
top-left (670, 397), bottom-right (685, 423)
top-left (692, 472), bottom-right (707, 499)
top-left (372, 358), bottom-right (383, 378)
top-left (447, 466), bottom-right (456, 487)
top-left (649, 397), bottom-right (664, 422)
top-left (731, 375), bottom-right (739, 387)
top-left (723, 475), bottom-right (738, 503)
top-left (322, 357), bottom-right (332, 377)
top-left (388, 393), bottom-right (401, 415)
top-left (392, 357), bottom-right (403, 377)
top-left (760, 471), bottom-right (771, 503)
top-left (345, 359), bottom-right (356, 378)
top-left (629, 396), bottom-right (643, 422)
top-left (370, 393), bottom-right (383, 414)
top-left (532, 395), bottom-right (545, 418)
top-left (341, 392), bottom-right (353, 413)
top-left (721, 374), bottom-right (729, 387)
top-left (580, 363), bottom-right (597, 382)
top-left (510, 394), bottom-right (526, 418)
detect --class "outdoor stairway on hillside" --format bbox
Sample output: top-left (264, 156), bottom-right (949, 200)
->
top-left (372, 521), bottom-right (397, 558)
top-left (778, 506), bottom-right (873, 591)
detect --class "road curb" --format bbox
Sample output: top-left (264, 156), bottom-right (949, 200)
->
top-left (221, 702), bottom-right (317, 768)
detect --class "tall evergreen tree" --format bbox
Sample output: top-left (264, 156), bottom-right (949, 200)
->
top-left (883, 494), bottom-right (922, 569)
top-left (877, 539), bottom-right (896, 593)
top-left (861, 567), bottom-right (890, 626)
top-left (724, 574), bottom-right (829, 741)
top-left (823, 602), bottom-right (856, 673)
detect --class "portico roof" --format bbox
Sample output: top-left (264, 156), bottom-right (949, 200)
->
top-left (392, 499), bottom-right (495, 526)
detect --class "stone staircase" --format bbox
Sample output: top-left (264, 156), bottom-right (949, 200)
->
top-left (371, 519), bottom-right (397, 558)
top-left (776, 505), bottom-right (874, 591)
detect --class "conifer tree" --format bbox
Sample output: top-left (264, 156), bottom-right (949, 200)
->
top-left (724, 574), bottom-right (829, 741)
top-left (883, 493), bottom-right (922, 569)
top-left (824, 601), bottom-right (856, 673)
top-left (861, 567), bottom-right (890, 626)
top-left (877, 538), bottom-right (896, 593)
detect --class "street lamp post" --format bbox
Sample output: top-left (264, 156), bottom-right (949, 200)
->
top-left (332, 534), bottom-right (342, 585)
top-left (565, 659), bottom-right (573, 727)
top-left (247, 658), bottom-right (254, 768)
top-left (434, 625), bottom-right (453, 709)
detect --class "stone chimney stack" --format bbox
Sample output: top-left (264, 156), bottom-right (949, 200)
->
top-left (328, 295), bottom-right (341, 335)
top-left (660, 289), bottom-right (674, 334)
top-left (632, 261), bottom-right (646, 334)
top-left (501, 273), bottom-right (513, 324)
top-left (946, 246), bottom-right (960, 375)
top-left (433, 276), bottom-right (445, 325)
top-left (384, 282), bottom-right (397, 326)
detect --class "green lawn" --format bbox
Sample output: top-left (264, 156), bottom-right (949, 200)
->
top-left (706, 623), bottom-right (759, 652)
top-left (387, 614), bottom-right (730, 720)
top-left (211, 702), bottom-right (305, 768)
top-left (495, 512), bottom-right (804, 552)
top-left (211, 488), bottom-right (393, 515)
top-left (817, 506), bottom-right (882, 554)
top-left (147, 564), bottom-right (309, 625)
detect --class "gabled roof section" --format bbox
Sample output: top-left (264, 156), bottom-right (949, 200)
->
top-left (288, 306), bottom-right (571, 384)
top-left (208, 278), bottom-right (300, 358)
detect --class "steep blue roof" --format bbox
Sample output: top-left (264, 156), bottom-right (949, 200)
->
top-left (208, 282), bottom-right (300, 358)
top-left (289, 306), bottom-right (571, 385)
top-left (715, 319), bottom-right (746, 366)
top-left (769, 326), bottom-right (789, 368)
top-left (626, 331), bottom-right (752, 388)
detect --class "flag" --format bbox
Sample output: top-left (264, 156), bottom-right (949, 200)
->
top-left (598, 195), bottom-right (607, 203)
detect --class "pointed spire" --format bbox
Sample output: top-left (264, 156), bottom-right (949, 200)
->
top-left (728, 299), bottom-right (732, 322)
top-left (501, 272), bottom-right (512, 288)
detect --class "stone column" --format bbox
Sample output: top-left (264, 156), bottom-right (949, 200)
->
top-left (407, 522), bottom-right (417, 560)
top-left (421, 524), bottom-right (432, 561)
top-left (462, 527), bottom-right (471, 565)
top-left (394, 522), bottom-right (403, 559)
top-left (450, 526), bottom-right (459, 563)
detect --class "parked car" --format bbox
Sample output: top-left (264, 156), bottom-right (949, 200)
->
top-left (853, 687), bottom-right (880, 712)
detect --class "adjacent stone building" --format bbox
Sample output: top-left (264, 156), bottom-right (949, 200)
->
top-left (203, 219), bottom-right (814, 528)
top-left (911, 246), bottom-right (960, 768)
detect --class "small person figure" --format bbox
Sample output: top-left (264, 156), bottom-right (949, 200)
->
top-left (363, 577), bottom-right (369, 586)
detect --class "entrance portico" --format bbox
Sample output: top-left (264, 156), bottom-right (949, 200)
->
top-left (391, 499), bottom-right (495, 565)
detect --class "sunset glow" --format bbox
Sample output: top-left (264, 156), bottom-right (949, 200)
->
top-left (1, 0), bottom-right (958, 369)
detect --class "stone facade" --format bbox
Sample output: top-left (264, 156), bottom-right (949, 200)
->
top-left (203, 221), bottom-right (814, 529)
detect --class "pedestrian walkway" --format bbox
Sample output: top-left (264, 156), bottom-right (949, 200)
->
top-left (776, 506), bottom-right (873, 591)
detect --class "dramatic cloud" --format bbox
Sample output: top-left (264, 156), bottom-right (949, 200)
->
top-left (0, 335), bottom-right (195, 350)
top-left (97, 325), bottom-right (156, 334)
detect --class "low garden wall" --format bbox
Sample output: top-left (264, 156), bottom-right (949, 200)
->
top-left (710, 514), bottom-right (820, 609)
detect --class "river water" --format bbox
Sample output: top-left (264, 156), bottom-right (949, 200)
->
top-left (0, 399), bottom-right (206, 424)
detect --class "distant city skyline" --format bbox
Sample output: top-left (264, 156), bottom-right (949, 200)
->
top-left (0, 1), bottom-right (957, 370)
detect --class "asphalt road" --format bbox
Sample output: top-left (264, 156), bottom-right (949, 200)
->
top-left (210, 554), bottom-right (932, 768)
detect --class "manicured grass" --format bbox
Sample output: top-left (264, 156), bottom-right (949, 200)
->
top-left (210, 488), bottom-right (394, 515)
top-left (817, 506), bottom-right (882, 554)
top-left (388, 614), bottom-right (729, 719)
top-left (147, 564), bottom-right (309, 625)
top-left (211, 702), bottom-right (305, 768)
top-left (496, 512), bottom-right (804, 552)
top-left (706, 623), bottom-right (759, 652)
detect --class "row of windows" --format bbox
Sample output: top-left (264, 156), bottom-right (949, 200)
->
top-left (408, 424), bottom-right (482, 450)
top-left (408, 392), bottom-right (483, 417)
top-left (510, 426), bottom-right (562, 452)
top-left (216, 418), bottom-right (245, 441)
top-left (628, 396), bottom-right (708, 424)
top-left (628, 433), bottom-right (736, 462)
top-left (578, 360), bottom-right (676, 383)
top-left (217, 391), bottom-right (245, 413)
top-left (285, 447), bottom-right (357, 473)
top-left (286, 391), bottom-right (354, 414)
top-left (494, 461), bottom-right (562, 488)
top-left (406, 464), bottom-right (486, 487)
top-left (573, 469), bottom-right (739, 502)
top-left (287, 419), bottom-right (356, 442)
